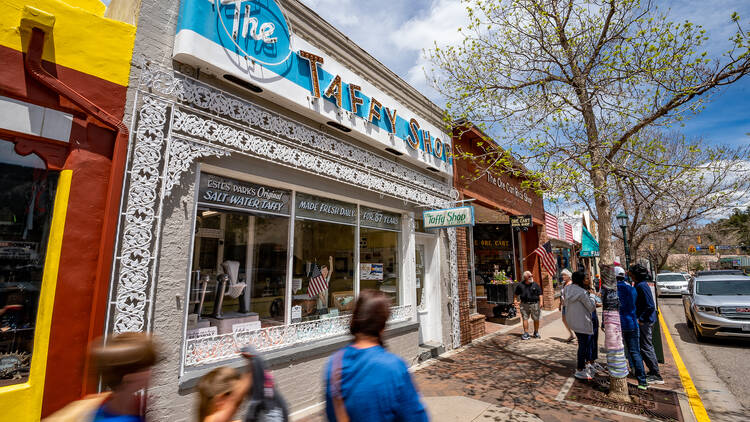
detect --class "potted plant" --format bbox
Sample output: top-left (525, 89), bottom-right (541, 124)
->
top-left (485, 271), bottom-right (515, 304)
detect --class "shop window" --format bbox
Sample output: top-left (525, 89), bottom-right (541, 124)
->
top-left (0, 141), bottom-right (58, 386)
top-left (188, 174), bottom-right (291, 335)
top-left (473, 224), bottom-right (516, 298)
top-left (359, 207), bottom-right (401, 305)
top-left (292, 194), bottom-right (357, 321)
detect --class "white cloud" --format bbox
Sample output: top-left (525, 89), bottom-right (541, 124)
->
top-left (297, 0), bottom-right (467, 105)
top-left (663, 0), bottom-right (750, 57)
top-left (390, 0), bottom-right (468, 102)
top-left (390, 0), bottom-right (467, 51)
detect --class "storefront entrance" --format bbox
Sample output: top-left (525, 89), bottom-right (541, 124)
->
top-left (416, 234), bottom-right (442, 345)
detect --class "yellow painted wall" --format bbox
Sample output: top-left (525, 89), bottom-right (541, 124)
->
top-left (67, 0), bottom-right (106, 16)
top-left (0, 0), bottom-right (136, 86)
top-left (1, 170), bottom-right (72, 422)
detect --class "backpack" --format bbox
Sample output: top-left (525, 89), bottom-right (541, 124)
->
top-left (243, 353), bottom-right (289, 422)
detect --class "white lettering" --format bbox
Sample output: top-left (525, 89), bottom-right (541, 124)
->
top-left (487, 174), bottom-right (532, 204)
top-left (241, 7), bottom-right (278, 44)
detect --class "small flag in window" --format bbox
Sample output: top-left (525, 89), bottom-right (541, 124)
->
top-left (307, 263), bottom-right (329, 298)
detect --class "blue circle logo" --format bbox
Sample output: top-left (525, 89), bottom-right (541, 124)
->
top-left (215, 0), bottom-right (293, 67)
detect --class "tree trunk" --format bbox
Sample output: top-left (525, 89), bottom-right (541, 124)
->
top-left (592, 168), bottom-right (631, 402)
top-left (608, 377), bottom-right (631, 402)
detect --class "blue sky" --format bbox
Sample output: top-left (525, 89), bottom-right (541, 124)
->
top-left (297, 0), bottom-right (749, 148)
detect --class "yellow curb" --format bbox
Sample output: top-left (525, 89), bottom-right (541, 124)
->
top-left (658, 310), bottom-right (711, 422)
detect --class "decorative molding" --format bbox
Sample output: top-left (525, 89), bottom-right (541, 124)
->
top-left (165, 138), bottom-right (229, 196)
top-left (139, 63), bottom-right (453, 202)
top-left (111, 95), bottom-right (169, 333)
top-left (448, 228), bottom-right (461, 349)
top-left (170, 108), bottom-right (448, 206)
top-left (184, 305), bottom-right (414, 367)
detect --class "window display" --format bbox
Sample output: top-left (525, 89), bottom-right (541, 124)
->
top-left (293, 194), bottom-right (357, 321)
top-left (359, 207), bottom-right (401, 305)
top-left (185, 173), bottom-right (409, 353)
top-left (473, 224), bottom-right (516, 298)
top-left (189, 175), bottom-right (290, 335)
top-left (0, 141), bottom-right (58, 386)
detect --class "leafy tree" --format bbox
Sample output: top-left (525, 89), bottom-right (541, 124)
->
top-left (724, 207), bottom-right (750, 248)
top-left (578, 132), bottom-right (750, 267)
top-left (429, 0), bottom-right (749, 401)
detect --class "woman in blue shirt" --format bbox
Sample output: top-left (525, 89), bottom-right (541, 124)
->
top-left (325, 290), bottom-right (429, 422)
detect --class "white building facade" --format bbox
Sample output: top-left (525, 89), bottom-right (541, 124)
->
top-left (108, 0), bottom-right (460, 418)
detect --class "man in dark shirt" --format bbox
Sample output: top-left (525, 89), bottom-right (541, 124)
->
top-left (631, 264), bottom-right (663, 384)
top-left (515, 270), bottom-right (544, 339)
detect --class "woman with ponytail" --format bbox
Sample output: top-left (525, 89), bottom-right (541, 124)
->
top-left (324, 290), bottom-right (428, 422)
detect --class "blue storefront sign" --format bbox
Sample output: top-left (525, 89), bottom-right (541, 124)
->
top-left (174, 0), bottom-right (452, 174)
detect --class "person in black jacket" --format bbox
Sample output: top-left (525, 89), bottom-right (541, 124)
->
top-left (630, 264), bottom-right (663, 385)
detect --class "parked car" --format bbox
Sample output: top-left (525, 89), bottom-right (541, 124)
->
top-left (683, 274), bottom-right (750, 341)
top-left (696, 270), bottom-right (745, 276)
top-left (655, 272), bottom-right (689, 297)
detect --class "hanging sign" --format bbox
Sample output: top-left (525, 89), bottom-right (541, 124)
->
top-left (510, 215), bottom-right (532, 230)
top-left (198, 173), bottom-right (291, 215)
top-left (173, 0), bottom-right (452, 174)
top-left (423, 206), bottom-right (474, 229)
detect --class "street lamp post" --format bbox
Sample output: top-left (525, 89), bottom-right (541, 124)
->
top-left (616, 211), bottom-right (665, 363)
top-left (616, 211), bottom-right (630, 271)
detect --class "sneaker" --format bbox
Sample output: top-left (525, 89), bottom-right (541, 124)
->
top-left (638, 383), bottom-right (648, 391)
top-left (521, 332), bottom-right (531, 340)
top-left (591, 362), bottom-right (606, 373)
top-left (533, 332), bottom-right (541, 339)
top-left (575, 369), bottom-right (593, 380)
top-left (647, 374), bottom-right (665, 385)
top-left (585, 364), bottom-right (597, 378)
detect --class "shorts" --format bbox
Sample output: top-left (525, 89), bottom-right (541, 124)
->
top-left (520, 302), bottom-right (541, 321)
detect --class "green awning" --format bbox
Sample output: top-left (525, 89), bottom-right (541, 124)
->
top-left (580, 226), bottom-right (600, 257)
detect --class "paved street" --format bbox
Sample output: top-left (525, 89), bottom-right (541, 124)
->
top-left (659, 297), bottom-right (750, 421)
top-left (299, 311), bottom-right (692, 422)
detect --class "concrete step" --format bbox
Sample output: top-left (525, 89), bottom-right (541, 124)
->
top-left (417, 342), bottom-right (445, 362)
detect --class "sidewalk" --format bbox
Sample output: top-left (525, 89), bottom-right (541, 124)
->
top-left (296, 311), bottom-right (695, 422)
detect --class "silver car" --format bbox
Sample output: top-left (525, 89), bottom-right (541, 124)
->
top-left (683, 274), bottom-right (750, 341)
top-left (655, 272), bottom-right (689, 297)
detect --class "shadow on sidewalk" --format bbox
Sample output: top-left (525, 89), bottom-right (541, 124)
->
top-left (415, 334), bottom-right (671, 421)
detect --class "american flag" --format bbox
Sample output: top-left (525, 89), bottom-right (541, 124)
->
top-left (307, 263), bottom-right (329, 298)
top-left (564, 222), bottom-right (574, 243)
top-left (533, 241), bottom-right (557, 276)
top-left (545, 212), bottom-right (559, 240)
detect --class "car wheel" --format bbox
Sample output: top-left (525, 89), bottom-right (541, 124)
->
top-left (692, 317), bottom-right (705, 342)
top-left (686, 313), bottom-right (693, 328)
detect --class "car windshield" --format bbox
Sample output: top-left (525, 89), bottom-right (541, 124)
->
top-left (657, 274), bottom-right (685, 282)
top-left (696, 280), bottom-right (750, 296)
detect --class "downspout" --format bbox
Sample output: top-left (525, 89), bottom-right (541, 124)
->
top-left (24, 26), bottom-right (130, 394)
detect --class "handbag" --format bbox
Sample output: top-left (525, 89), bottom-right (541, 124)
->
top-left (331, 350), bottom-right (350, 422)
